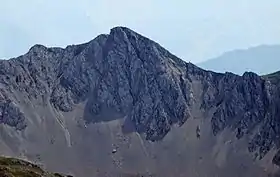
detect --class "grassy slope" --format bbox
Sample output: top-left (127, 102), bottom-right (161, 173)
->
top-left (0, 156), bottom-right (154, 177)
top-left (0, 156), bottom-right (71, 177)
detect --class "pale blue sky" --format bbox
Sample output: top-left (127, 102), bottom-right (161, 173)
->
top-left (1, 0), bottom-right (280, 63)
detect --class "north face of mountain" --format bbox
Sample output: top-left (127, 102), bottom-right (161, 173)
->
top-left (0, 27), bottom-right (280, 176)
top-left (198, 45), bottom-right (280, 75)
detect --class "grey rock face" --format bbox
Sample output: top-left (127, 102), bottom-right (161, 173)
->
top-left (0, 98), bottom-right (26, 130)
top-left (1, 26), bottom-right (280, 176)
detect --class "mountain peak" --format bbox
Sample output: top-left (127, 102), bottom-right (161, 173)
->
top-left (1, 27), bottom-right (280, 176)
top-left (109, 26), bottom-right (152, 45)
top-left (110, 26), bottom-right (138, 35)
top-left (29, 44), bottom-right (48, 53)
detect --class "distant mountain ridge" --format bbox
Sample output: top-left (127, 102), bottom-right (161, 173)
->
top-left (198, 45), bottom-right (280, 75)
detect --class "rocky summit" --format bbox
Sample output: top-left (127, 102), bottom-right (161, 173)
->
top-left (0, 27), bottom-right (280, 177)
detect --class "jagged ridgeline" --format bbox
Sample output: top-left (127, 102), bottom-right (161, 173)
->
top-left (0, 27), bottom-right (280, 177)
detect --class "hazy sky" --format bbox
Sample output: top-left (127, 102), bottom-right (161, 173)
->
top-left (1, 0), bottom-right (280, 63)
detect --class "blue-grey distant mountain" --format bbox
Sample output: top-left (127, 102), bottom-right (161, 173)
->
top-left (198, 45), bottom-right (280, 75)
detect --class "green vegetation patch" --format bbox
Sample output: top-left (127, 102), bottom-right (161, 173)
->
top-left (0, 156), bottom-right (69, 177)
